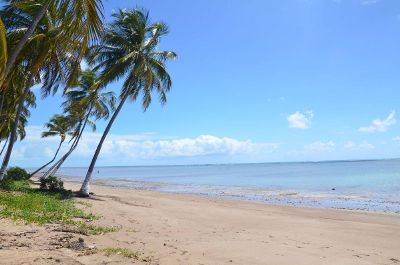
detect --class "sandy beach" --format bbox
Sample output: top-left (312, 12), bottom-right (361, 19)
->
top-left (1, 182), bottom-right (400, 265)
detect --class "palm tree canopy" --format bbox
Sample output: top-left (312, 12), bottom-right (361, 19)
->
top-left (2, 0), bottom-right (105, 91)
top-left (1, 2), bottom-right (85, 96)
top-left (63, 69), bottom-right (116, 121)
top-left (9, 0), bottom-right (104, 37)
top-left (88, 9), bottom-right (177, 110)
top-left (42, 114), bottom-right (73, 141)
top-left (0, 66), bottom-right (35, 141)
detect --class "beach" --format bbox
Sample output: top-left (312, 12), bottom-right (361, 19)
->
top-left (1, 182), bottom-right (399, 265)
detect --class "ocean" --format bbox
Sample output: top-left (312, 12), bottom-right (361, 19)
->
top-left (56, 159), bottom-right (400, 213)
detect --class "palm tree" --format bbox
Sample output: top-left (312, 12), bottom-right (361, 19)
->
top-left (1, 0), bottom-right (104, 86)
top-left (41, 69), bottom-right (115, 178)
top-left (0, 89), bottom-right (34, 144)
top-left (0, 2), bottom-right (97, 181)
top-left (29, 115), bottom-right (72, 177)
top-left (79, 9), bottom-right (177, 196)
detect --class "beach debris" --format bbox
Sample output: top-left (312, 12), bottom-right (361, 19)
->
top-left (13, 230), bottom-right (38, 236)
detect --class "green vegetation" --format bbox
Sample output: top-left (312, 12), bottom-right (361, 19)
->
top-left (0, 0), bottom-right (105, 181)
top-left (82, 247), bottom-right (146, 261)
top-left (4, 167), bottom-right (30, 181)
top-left (0, 1), bottom-right (176, 198)
top-left (69, 221), bottom-right (118, 235)
top-left (102, 247), bottom-right (140, 259)
top-left (39, 175), bottom-right (64, 192)
top-left (0, 171), bottom-right (115, 235)
top-left (29, 115), bottom-right (72, 178)
top-left (79, 9), bottom-right (177, 196)
top-left (0, 189), bottom-right (91, 224)
top-left (0, 179), bottom-right (30, 192)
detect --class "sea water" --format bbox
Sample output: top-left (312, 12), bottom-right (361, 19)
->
top-left (56, 159), bottom-right (400, 213)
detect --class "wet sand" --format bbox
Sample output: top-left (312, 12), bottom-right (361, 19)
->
top-left (1, 182), bottom-right (400, 264)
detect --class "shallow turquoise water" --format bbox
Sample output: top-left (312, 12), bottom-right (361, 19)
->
top-left (55, 159), bottom-right (400, 213)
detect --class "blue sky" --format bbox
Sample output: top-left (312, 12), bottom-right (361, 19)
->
top-left (9, 0), bottom-right (400, 167)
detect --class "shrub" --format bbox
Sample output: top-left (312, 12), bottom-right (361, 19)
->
top-left (39, 176), bottom-right (64, 192)
top-left (0, 179), bottom-right (30, 191)
top-left (5, 167), bottom-right (30, 181)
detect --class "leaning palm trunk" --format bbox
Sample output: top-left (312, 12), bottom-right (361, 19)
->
top-left (44, 143), bottom-right (75, 177)
top-left (42, 111), bottom-right (91, 178)
top-left (1, 1), bottom-right (50, 88)
top-left (79, 91), bottom-right (130, 196)
top-left (0, 89), bottom-right (5, 115)
top-left (0, 137), bottom-right (9, 157)
top-left (29, 139), bottom-right (63, 178)
top-left (41, 138), bottom-right (78, 178)
top-left (0, 85), bottom-right (30, 181)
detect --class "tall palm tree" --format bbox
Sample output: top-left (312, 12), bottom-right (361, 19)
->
top-left (0, 2), bottom-right (95, 181)
top-left (0, 67), bottom-right (35, 180)
top-left (1, 0), bottom-right (104, 86)
top-left (79, 9), bottom-right (177, 196)
top-left (29, 114), bottom-right (72, 177)
top-left (41, 69), bottom-right (115, 178)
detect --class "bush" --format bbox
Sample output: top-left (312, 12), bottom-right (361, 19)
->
top-left (5, 167), bottom-right (30, 181)
top-left (0, 179), bottom-right (31, 191)
top-left (39, 176), bottom-right (64, 192)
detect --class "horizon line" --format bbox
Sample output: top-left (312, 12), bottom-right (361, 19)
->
top-left (48, 157), bottom-right (400, 169)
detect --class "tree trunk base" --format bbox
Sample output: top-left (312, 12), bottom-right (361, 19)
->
top-left (75, 191), bottom-right (93, 198)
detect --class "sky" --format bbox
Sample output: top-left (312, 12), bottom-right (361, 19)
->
top-left (8, 0), bottom-right (400, 167)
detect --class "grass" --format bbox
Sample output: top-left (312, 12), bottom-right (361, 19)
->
top-left (82, 247), bottom-right (147, 261)
top-left (102, 247), bottom-right (140, 259)
top-left (0, 179), bottom-right (31, 192)
top-left (0, 179), bottom-right (116, 235)
top-left (68, 221), bottom-right (119, 235)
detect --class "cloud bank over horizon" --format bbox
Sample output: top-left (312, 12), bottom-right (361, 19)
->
top-left (10, 126), bottom-right (280, 167)
top-left (7, 123), bottom-right (398, 168)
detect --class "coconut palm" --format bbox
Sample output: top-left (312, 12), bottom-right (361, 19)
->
top-left (79, 9), bottom-right (177, 196)
top-left (0, 68), bottom-right (35, 179)
top-left (29, 115), bottom-right (72, 178)
top-left (41, 69), bottom-right (115, 178)
top-left (1, 0), bottom-right (104, 85)
top-left (0, 2), bottom-right (93, 181)
top-left (0, 88), bottom-right (34, 143)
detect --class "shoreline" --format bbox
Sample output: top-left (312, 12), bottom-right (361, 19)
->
top-left (58, 176), bottom-right (400, 215)
top-left (1, 182), bottom-right (400, 264)
top-left (90, 182), bottom-right (400, 219)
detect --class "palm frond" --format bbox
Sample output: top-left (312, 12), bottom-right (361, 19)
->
top-left (0, 17), bottom-right (7, 82)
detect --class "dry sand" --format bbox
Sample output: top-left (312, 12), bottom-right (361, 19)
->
top-left (1, 182), bottom-right (400, 265)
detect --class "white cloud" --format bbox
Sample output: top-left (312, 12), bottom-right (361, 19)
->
top-left (304, 141), bottom-right (335, 152)
top-left (358, 111), bottom-right (396, 133)
top-left (287, 111), bottom-right (314, 129)
top-left (361, 0), bottom-right (380, 5)
top-left (76, 134), bottom-right (278, 159)
top-left (344, 141), bottom-right (375, 150)
top-left (392, 136), bottom-right (400, 142)
top-left (11, 126), bottom-right (279, 165)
